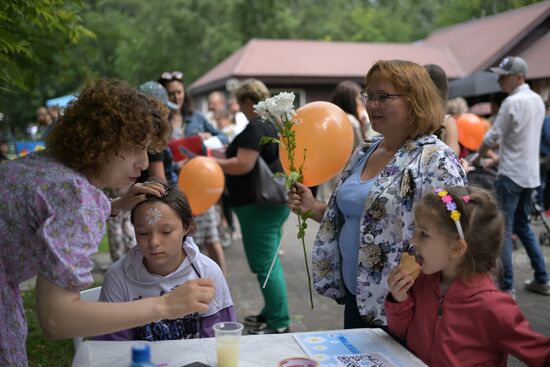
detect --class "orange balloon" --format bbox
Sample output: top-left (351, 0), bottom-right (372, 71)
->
top-left (177, 157), bottom-right (225, 215)
top-left (456, 113), bottom-right (488, 151)
top-left (481, 118), bottom-right (492, 131)
top-left (279, 101), bottom-right (354, 187)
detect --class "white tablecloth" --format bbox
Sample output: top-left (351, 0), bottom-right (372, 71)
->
top-left (72, 328), bottom-right (427, 367)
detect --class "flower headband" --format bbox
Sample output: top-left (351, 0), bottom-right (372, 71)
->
top-left (434, 188), bottom-right (470, 240)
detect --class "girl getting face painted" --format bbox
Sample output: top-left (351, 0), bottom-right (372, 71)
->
top-left (131, 183), bottom-right (194, 276)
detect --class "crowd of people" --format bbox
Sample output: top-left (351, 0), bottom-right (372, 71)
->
top-left (1, 56), bottom-right (550, 366)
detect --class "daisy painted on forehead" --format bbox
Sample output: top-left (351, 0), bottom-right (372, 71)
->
top-left (145, 207), bottom-right (162, 226)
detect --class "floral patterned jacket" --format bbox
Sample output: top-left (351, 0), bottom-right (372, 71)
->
top-left (311, 134), bottom-right (466, 325)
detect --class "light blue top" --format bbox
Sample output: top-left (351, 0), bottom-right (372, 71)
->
top-left (336, 143), bottom-right (379, 294)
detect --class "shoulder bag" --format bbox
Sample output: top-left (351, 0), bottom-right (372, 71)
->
top-left (251, 156), bottom-right (288, 206)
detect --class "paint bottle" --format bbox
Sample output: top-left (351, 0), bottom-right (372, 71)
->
top-left (129, 344), bottom-right (155, 367)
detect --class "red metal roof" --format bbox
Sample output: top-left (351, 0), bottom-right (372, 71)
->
top-left (191, 39), bottom-right (460, 90)
top-left (190, 1), bottom-right (550, 92)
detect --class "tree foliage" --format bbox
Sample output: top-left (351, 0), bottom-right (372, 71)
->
top-left (0, 0), bottom-right (94, 90)
top-left (0, 0), bottom-right (544, 134)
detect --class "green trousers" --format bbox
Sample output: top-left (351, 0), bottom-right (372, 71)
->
top-left (233, 204), bottom-right (291, 329)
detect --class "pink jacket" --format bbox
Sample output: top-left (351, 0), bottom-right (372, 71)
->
top-left (385, 272), bottom-right (550, 367)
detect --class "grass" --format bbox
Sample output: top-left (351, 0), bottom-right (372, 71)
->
top-left (98, 230), bottom-right (109, 254)
top-left (24, 231), bottom-right (109, 366)
top-left (24, 288), bottom-right (74, 367)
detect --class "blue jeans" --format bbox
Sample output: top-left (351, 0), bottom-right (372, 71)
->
top-left (495, 175), bottom-right (549, 290)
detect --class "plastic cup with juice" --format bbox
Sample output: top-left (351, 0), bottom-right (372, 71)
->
top-left (213, 322), bottom-right (243, 367)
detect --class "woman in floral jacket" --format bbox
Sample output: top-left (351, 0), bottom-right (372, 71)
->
top-left (288, 60), bottom-right (466, 329)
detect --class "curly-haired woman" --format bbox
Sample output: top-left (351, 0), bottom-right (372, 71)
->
top-left (0, 80), bottom-right (215, 366)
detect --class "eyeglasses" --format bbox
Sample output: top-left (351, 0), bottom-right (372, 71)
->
top-left (360, 91), bottom-right (405, 105)
top-left (160, 71), bottom-right (184, 81)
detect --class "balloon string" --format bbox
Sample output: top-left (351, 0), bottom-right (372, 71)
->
top-left (262, 227), bottom-right (285, 289)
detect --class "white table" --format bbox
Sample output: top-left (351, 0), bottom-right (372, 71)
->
top-left (72, 328), bottom-right (427, 367)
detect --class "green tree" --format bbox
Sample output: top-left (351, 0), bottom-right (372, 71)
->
top-left (0, 0), bottom-right (94, 90)
top-left (0, 0), bottom-right (544, 135)
top-left (434, 0), bottom-right (543, 27)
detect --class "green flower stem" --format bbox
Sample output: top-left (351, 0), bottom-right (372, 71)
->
top-left (297, 211), bottom-right (314, 309)
top-left (268, 114), bottom-right (315, 309)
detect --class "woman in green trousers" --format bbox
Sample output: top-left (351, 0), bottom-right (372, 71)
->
top-left (215, 79), bottom-right (291, 334)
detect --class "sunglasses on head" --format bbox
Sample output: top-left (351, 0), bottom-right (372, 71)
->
top-left (160, 71), bottom-right (184, 81)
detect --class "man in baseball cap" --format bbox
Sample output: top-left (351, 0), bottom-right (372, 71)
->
top-left (475, 55), bottom-right (550, 297)
top-left (490, 56), bottom-right (528, 76)
top-left (489, 56), bottom-right (529, 95)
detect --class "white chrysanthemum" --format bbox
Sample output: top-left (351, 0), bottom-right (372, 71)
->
top-left (253, 92), bottom-right (296, 122)
top-left (271, 92), bottom-right (296, 117)
top-left (253, 100), bottom-right (270, 120)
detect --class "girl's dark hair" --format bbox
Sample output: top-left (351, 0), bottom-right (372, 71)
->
top-left (416, 186), bottom-right (504, 276)
top-left (330, 80), bottom-right (361, 119)
top-left (158, 78), bottom-right (194, 116)
top-left (130, 182), bottom-right (194, 231)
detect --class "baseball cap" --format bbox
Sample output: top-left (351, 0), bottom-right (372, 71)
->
top-left (490, 56), bottom-right (528, 76)
top-left (139, 81), bottom-right (179, 110)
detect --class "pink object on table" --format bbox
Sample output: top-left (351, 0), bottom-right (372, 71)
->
top-left (278, 356), bottom-right (319, 367)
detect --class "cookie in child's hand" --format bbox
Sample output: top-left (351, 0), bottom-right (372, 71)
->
top-left (399, 252), bottom-right (422, 280)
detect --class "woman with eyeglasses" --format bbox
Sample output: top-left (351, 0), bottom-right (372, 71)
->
top-left (288, 60), bottom-right (466, 331)
top-left (158, 71), bottom-right (228, 274)
top-left (0, 80), bottom-right (215, 366)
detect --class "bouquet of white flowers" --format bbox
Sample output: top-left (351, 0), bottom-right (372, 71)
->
top-left (254, 92), bottom-right (314, 308)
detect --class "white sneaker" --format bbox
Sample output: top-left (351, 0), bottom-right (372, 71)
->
top-left (524, 279), bottom-right (550, 296)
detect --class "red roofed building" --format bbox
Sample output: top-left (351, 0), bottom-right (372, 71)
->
top-left (190, 1), bottom-right (550, 105)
